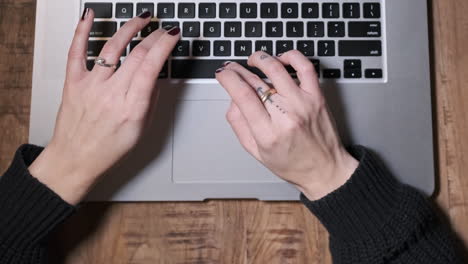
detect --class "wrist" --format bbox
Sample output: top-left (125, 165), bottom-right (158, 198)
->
top-left (298, 149), bottom-right (359, 201)
top-left (28, 144), bottom-right (94, 205)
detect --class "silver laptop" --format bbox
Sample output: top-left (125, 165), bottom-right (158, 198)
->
top-left (30, 0), bottom-right (434, 201)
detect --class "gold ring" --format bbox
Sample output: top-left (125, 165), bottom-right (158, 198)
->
top-left (260, 88), bottom-right (278, 104)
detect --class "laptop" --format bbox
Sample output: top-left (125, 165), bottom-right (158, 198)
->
top-left (30, 0), bottom-right (434, 201)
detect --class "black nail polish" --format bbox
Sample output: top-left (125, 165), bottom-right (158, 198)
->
top-left (223, 61), bottom-right (232, 66)
top-left (168, 27), bottom-right (180, 36)
top-left (215, 67), bottom-right (224, 73)
top-left (81, 8), bottom-right (89, 20)
top-left (138, 11), bottom-right (151, 18)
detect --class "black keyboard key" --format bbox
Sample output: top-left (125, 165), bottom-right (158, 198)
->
top-left (349, 22), bottom-right (381, 37)
top-left (281, 3), bottom-right (298, 18)
top-left (245, 22), bottom-right (262, 37)
top-left (307, 22), bottom-right (324, 37)
top-left (328, 22), bottom-right (345, 37)
top-left (225, 22), bottom-right (242, 37)
top-left (344, 60), bottom-right (361, 69)
top-left (266, 22), bottom-right (283, 37)
top-left (343, 3), bottom-right (360, 18)
top-left (136, 3), bottom-right (154, 17)
top-left (261, 3), bottom-right (278, 18)
top-left (240, 3), bottom-right (257, 18)
top-left (235, 41), bottom-right (252, 56)
top-left (311, 59), bottom-right (320, 77)
top-left (199, 3), bottom-right (216, 18)
top-left (84, 3), bottom-right (112, 18)
top-left (365, 69), bottom-right (383, 78)
top-left (364, 3), bottom-right (380, 18)
top-left (214, 41), bottom-right (231, 56)
top-left (302, 3), bottom-right (319, 18)
top-left (323, 69), bottom-right (341, 78)
top-left (322, 3), bottom-right (339, 19)
top-left (255, 41), bottom-right (273, 55)
top-left (183, 22), bottom-right (200, 37)
top-left (141, 22), bottom-right (159, 37)
top-left (86, 59), bottom-right (95, 71)
top-left (157, 3), bottom-right (175, 18)
top-left (172, 41), bottom-right (190, 56)
top-left (220, 3), bottom-right (237, 18)
top-left (90, 22), bottom-right (117, 37)
top-left (171, 59), bottom-right (268, 79)
top-left (171, 59), bottom-right (222, 78)
top-left (159, 61), bottom-right (169, 79)
top-left (161, 21), bottom-right (180, 29)
top-left (276, 41), bottom-right (293, 55)
top-left (192, 41), bottom-right (210, 56)
top-left (318, 41), bottom-right (335, 56)
top-left (130, 40), bottom-right (141, 52)
top-left (297, 41), bottom-right (314, 56)
top-left (178, 3), bottom-right (195, 18)
top-left (344, 69), bottom-right (362, 78)
top-left (87, 40), bottom-right (106, 56)
top-left (286, 22), bottom-right (303, 37)
top-left (339, 41), bottom-right (382, 56)
top-left (116, 3), bottom-right (133, 18)
top-left (204, 22), bottom-right (221, 37)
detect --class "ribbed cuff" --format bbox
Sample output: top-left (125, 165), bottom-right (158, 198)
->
top-left (0, 144), bottom-right (76, 253)
top-left (300, 146), bottom-right (433, 244)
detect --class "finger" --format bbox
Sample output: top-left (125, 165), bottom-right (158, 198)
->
top-left (215, 67), bottom-right (271, 137)
top-left (66, 8), bottom-right (94, 81)
top-left (276, 50), bottom-right (320, 95)
top-left (224, 61), bottom-right (287, 118)
top-left (126, 27), bottom-right (180, 106)
top-left (226, 102), bottom-right (261, 160)
top-left (111, 27), bottom-right (167, 84)
top-left (92, 12), bottom-right (152, 80)
top-left (247, 51), bottom-right (300, 96)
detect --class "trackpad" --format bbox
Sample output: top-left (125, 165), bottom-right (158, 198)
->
top-left (172, 100), bottom-right (281, 183)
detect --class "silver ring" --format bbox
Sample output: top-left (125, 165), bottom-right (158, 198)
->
top-left (94, 57), bottom-right (117, 70)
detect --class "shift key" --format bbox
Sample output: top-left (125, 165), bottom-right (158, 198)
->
top-left (339, 41), bottom-right (382, 56)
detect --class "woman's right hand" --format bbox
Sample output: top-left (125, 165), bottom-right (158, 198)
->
top-left (29, 9), bottom-right (180, 205)
top-left (216, 51), bottom-right (359, 201)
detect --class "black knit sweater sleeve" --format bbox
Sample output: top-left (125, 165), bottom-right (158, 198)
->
top-left (301, 146), bottom-right (462, 264)
top-left (0, 144), bottom-right (75, 264)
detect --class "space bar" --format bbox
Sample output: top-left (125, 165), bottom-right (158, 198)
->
top-left (171, 59), bottom-right (297, 79)
top-left (171, 59), bottom-right (238, 79)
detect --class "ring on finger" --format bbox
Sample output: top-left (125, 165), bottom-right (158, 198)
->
top-left (94, 57), bottom-right (118, 70)
top-left (259, 88), bottom-right (278, 104)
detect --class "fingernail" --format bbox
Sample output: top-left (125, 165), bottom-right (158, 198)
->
top-left (167, 27), bottom-right (180, 36)
top-left (223, 61), bottom-right (231, 66)
top-left (215, 67), bottom-right (224, 73)
top-left (81, 8), bottom-right (89, 20)
top-left (138, 11), bottom-right (151, 18)
top-left (277, 53), bottom-right (284, 57)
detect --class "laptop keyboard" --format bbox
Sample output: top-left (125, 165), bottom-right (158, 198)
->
top-left (83, 0), bottom-right (386, 82)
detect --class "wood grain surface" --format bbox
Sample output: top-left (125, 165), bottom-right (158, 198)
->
top-left (0, 0), bottom-right (467, 263)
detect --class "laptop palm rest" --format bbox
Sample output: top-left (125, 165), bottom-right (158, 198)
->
top-left (172, 100), bottom-right (281, 183)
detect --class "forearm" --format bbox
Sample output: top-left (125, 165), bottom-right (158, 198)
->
top-left (0, 145), bottom-right (75, 264)
top-left (301, 146), bottom-right (462, 264)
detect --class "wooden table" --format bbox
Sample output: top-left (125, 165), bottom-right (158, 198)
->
top-left (1, 0), bottom-right (467, 263)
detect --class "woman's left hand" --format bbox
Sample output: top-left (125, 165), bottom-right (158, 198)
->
top-left (29, 10), bottom-right (180, 205)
